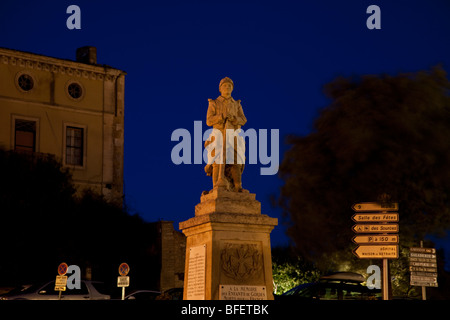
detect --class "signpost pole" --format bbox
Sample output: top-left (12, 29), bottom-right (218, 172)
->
top-left (118, 263), bottom-right (130, 301)
top-left (382, 258), bottom-right (388, 300)
top-left (420, 241), bottom-right (427, 301)
top-left (381, 206), bottom-right (389, 301)
top-left (422, 283), bottom-right (427, 300)
top-left (351, 197), bottom-right (399, 301)
top-left (56, 262), bottom-right (68, 301)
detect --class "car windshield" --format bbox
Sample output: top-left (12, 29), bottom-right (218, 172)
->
top-left (126, 291), bottom-right (160, 300)
top-left (283, 282), bottom-right (315, 296)
top-left (4, 282), bottom-right (46, 296)
top-left (318, 282), bottom-right (365, 300)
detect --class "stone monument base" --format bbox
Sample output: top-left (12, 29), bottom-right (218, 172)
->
top-left (180, 188), bottom-right (278, 300)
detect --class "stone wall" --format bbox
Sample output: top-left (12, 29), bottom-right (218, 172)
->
top-left (157, 221), bottom-right (186, 292)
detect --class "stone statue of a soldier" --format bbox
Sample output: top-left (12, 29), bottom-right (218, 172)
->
top-left (204, 77), bottom-right (247, 192)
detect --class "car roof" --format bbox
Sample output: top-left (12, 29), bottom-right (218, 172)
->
top-left (128, 289), bottom-right (160, 294)
top-left (282, 282), bottom-right (316, 295)
top-left (320, 272), bottom-right (365, 283)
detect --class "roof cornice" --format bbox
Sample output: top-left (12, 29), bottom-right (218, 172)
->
top-left (0, 47), bottom-right (126, 82)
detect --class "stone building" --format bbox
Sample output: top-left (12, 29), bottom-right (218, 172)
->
top-left (155, 221), bottom-right (186, 293)
top-left (0, 47), bottom-right (186, 293)
top-left (0, 46), bottom-right (125, 204)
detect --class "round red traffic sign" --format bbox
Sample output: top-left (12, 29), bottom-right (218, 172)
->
top-left (58, 262), bottom-right (68, 276)
top-left (118, 263), bottom-right (130, 276)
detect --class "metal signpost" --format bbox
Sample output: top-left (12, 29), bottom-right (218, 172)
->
top-left (409, 243), bottom-right (438, 300)
top-left (55, 262), bottom-right (68, 300)
top-left (118, 263), bottom-right (130, 300)
top-left (351, 200), bottom-right (399, 300)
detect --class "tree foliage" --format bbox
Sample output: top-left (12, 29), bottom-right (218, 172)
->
top-left (0, 150), bottom-right (159, 290)
top-left (271, 247), bottom-right (321, 294)
top-left (278, 66), bottom-right (450, 265)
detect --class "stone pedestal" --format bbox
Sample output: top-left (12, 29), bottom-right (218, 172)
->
top-left (179, 188), bottom-right (278, 300)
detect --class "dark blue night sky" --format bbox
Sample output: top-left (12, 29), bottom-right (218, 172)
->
top-left (1, 1), bottom-right (450, 259)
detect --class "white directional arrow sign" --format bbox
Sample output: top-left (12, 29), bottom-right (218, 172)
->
top-left (410, 247), bottom-right (436, 254)
top-left (409, 247), bottom-right (438, 288)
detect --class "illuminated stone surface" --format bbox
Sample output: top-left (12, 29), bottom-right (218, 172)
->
top-left (180, 78), bottom-right (277, 300)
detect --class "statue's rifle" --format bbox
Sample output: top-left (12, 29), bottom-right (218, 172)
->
top-left (215, 114), bottom-right (228, 189)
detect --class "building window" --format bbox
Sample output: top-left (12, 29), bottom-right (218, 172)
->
top-left (67, 82), bottom-right (83, 99)
top-left (66, 126), bottom-right (84, 166)
top-left (65, 80), bottom-right (85, 101)
top-left (17, 74), bottom-right (34, 91)
top-left (15, 119), bottom-right (36, 153)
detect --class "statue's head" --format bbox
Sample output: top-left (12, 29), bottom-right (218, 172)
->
top-left (219, 77), bottom-right (234, 96)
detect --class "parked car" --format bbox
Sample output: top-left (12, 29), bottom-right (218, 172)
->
top-left (0, 280), bottom-right (110, 300)
top-left (280, 272), bottom-right (381, 300)
top-left (156, 288), bottom-right (184, 300)
top-left (124, 290), bottom-right (161, 300)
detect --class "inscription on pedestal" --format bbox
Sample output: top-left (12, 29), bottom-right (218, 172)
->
top-left (186, 244), bottom-right (206, 300)
top-left (219, 285), bottom-right (267, 300)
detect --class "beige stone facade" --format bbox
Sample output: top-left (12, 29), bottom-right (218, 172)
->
top-left (0, 47), bottom-right (125, 204)
top-left (180, 189), bottom-right (277, 300)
